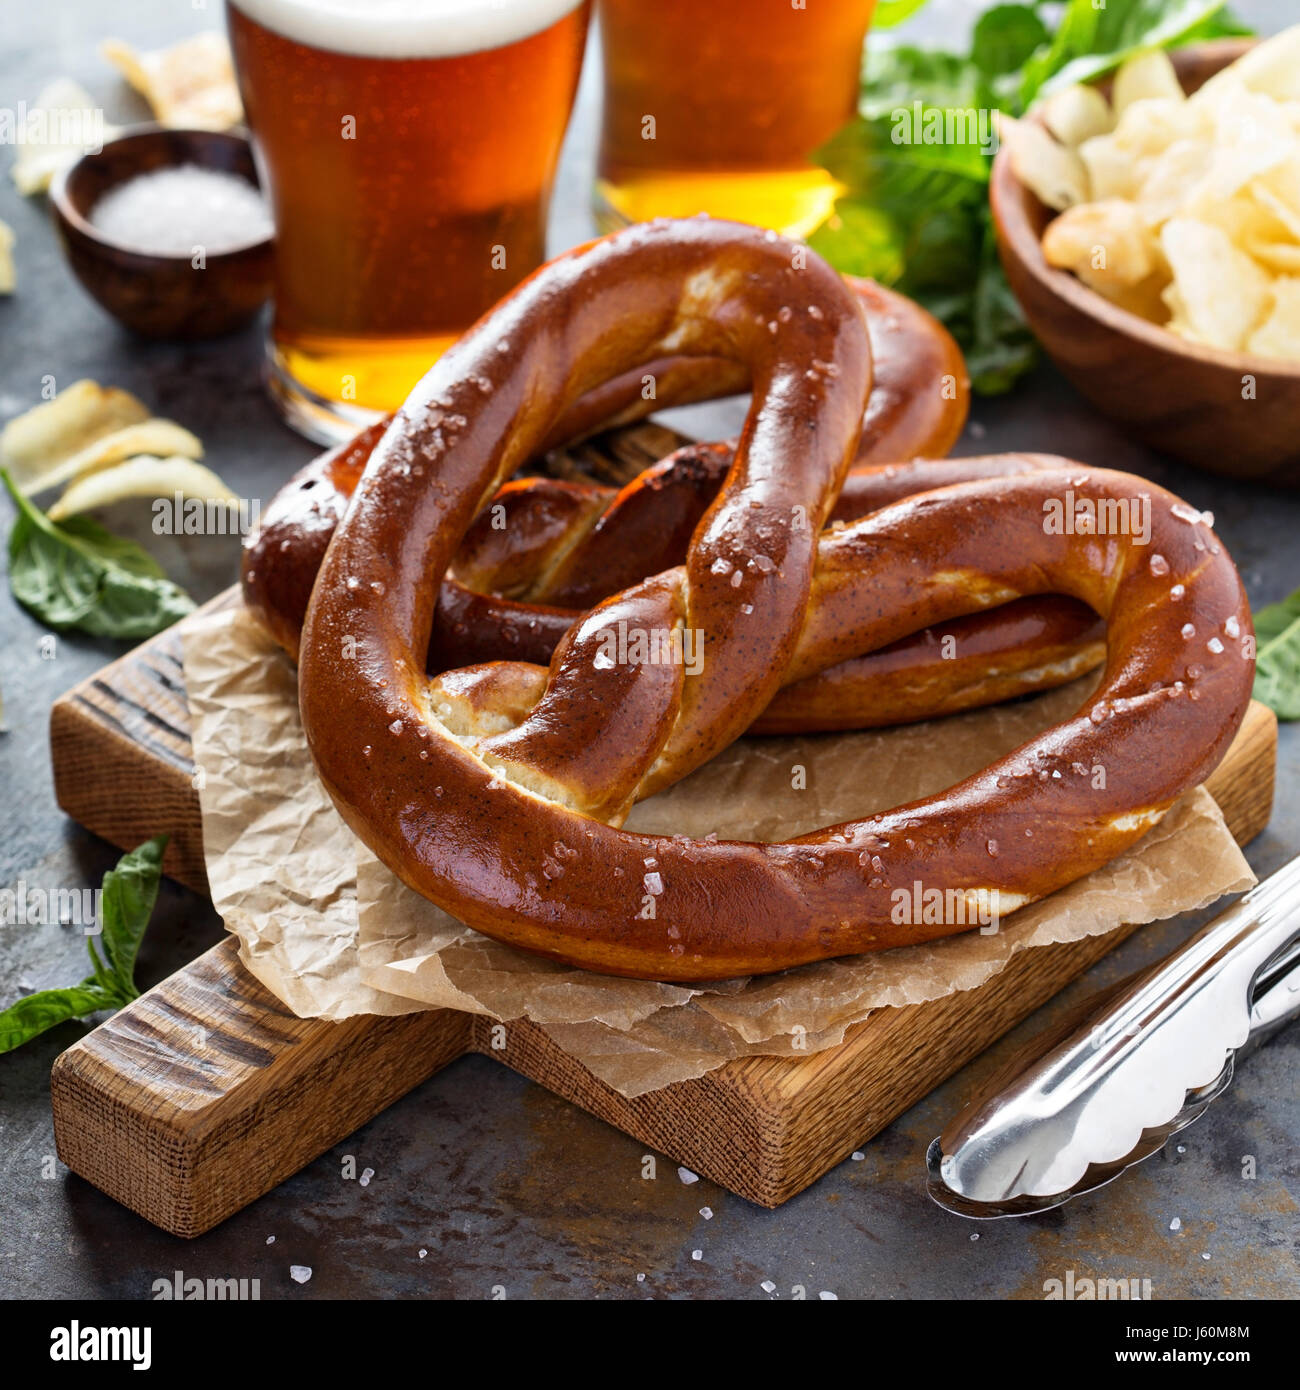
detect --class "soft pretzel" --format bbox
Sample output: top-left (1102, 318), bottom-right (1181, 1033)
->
top-left (246, 444), bottom-right (1105, 728)
top-left (296, 220), bottom-right (1254, 980)
top-left (245, 271), bottom-right (968, 660)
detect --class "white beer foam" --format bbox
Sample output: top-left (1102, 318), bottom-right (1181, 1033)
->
top-left (231, 0), bottom-right (583, 59)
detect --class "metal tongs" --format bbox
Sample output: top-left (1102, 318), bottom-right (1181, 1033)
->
top-left (926, 855), bottom-right (1300, 1218)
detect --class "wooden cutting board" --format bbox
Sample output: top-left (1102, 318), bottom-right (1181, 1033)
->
top-left (46, 422), bottom-right (1278, 1235)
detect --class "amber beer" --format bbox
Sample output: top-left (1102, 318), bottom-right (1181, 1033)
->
top-left (226, 0), bottom-right (589, 442)
top-left (596, 0), bottom-right (875, 238)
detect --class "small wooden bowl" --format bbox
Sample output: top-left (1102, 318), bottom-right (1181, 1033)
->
top-left (991, 39), bottom-right (1300, 485)
top-left (50, 127), bottom-right (273, 340)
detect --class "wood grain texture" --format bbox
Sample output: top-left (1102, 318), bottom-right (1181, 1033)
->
top-left (990, 40), bottom-right (1300, 484)
top-left (46, 420), bottom-right (1279, 1233)
top-left (49, 700), bottom-right (1275, 1232)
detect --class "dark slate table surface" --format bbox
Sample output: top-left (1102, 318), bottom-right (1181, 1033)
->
top-left (0, 0), bottom-right (1295, 1301)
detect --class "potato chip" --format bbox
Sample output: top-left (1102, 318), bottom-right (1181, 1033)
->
top-left (1113, 50), bottom-right (1184, 115)
top-left (998, 113), bottom-right (1089, 210)
top-left (1028, 27), bottom-right (1300, 359)
top-left (1041, 84), bottom-right (1113, 148)
top-left (1088, 272), bottom-right (1173, 323)
top-left (1159, 218), bottom-right (1273, 351)
top-left (1250, 175), bottom-right (1300, 244)
top-left (1199, 26), bottom-right (1300, 104)
top-left (36, 419), bottom-right (205, 496)
top-left (48, 456), bottom-right (237, 522)
top-left (1131, 137), bottom-right (1214, 224)
top-left (1244, 234), bottom-right (1300, 275)
top-left (101, 32), bottom-right (242, 131)
top-left (1076, 133), bottom-right (1138, 201)
top-left (1246, 277), bottom-right (1300, 358)
top-left (1111, 96), bottom-right (1206, 159)
top-left (0, 381), bottom-right (150, 494)
top-left (1192, 189), bottom-right (1286, 249)
top-left (1043, 200), bottom-right (1158, 288)
top-left (0, 219), bottom-right (13, 294)
top-left (9, 79), bottom-right (117, 197)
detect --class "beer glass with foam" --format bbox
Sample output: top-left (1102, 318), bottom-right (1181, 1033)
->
top-left (595, 0), bottom-right (875, 238)
top-left (226, 0), bottom-right (590, 442)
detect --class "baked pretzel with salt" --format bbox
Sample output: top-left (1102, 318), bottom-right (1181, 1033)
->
top-left (297, 220), bottom-right (1254, 980)
top-left (248, 443), bottom-right (1106, 729)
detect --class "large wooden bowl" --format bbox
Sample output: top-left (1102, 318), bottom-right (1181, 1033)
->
top-left (990, 39), bottom-right (1300, 485)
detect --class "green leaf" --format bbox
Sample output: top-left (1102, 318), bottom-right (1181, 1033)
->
top-left (972, 5), bottom-right (1051, 77)
top-left (872, 0), bottom-right (933, 31)
top-left (861, 45), bottom-right (984, 117)
top-left (807, 197), bottom-right (905, 284)
top-left (1252, 588), bottom-right (1300, 720)
top-left (98, 834), bottom-right (167, 998)
top-left (965, 229), bottom-right (1040, 393)
top-left (0, 837), bottom-right (168, 1054)
top-left (0, 980), bottom-right (120, 1054)
top-left (2, 469), bottom-right (195, 639)
top-left (1022, 0), bottom-right (1241, 103)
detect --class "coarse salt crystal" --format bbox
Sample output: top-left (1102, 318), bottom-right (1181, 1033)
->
top-left (290, 1265), bottom-right (312, 1284)
top-left (91, 164), bottom-right (272, 256)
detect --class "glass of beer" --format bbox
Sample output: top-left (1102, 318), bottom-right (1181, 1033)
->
top-left (226, 0), bottom-right (590, 443)
top-left (595, 0), bottom-right (875, 239)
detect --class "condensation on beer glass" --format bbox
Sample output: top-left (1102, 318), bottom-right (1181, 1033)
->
top-left (595, 0), bottom-right (874, 239)
top-left (227, 0), bottom-right (589, 444)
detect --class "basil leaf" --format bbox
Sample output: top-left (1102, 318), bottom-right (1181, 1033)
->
top-left (972, 5), bottom-right (1051, 77)
top-left (98, 834), bottom-right (167, 997)
top-left (2, 469), bottom-right (195, 639)
top-left (0, 980), bottom-right (121, 1054)
top-left (0, 837), bottom-right (168, 1053)
top-left (1252, 588), bottom-right (1300, 720)
top-left (807, 197), bottom-right (905, 284)
top-left (872, 0), bottom-right (933, 31)
top-left (861, 45), bottom-right (984, 116)
top-left (1023, 0), bottom-right (1238, 102)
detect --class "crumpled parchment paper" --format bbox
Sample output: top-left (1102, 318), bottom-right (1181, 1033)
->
top-left (182, 605), bottom-right (1253, 1096)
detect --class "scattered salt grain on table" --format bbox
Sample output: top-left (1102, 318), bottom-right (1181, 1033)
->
top-left (90, 164), bottom-right (272, 257)
top-left (1201, 1252), bottom-right (1211, 1261)
top-left (1169, 1217), bottom-right (1182, 1231)
top-left (636, 1273), bottom-right (645, 1283)
top-left (850, 1151), bottom-right (865, 1161)
top-left (760, 1279), bottom-right (776, 1294)
top-left (819, 1291), bottom-right (837, 1300)
top-left (289, 1265), bottom-right (312, 1284)
top-left (700, 1207), bottom-right (713, 1220)
top-left (677, 1166), bottom-right (699, 1185)
top-left (359, 1167), bottom-right (374, 1187)
top-left (418, 1249), bottom-right (427, 1259)
top-left (691, 1249), bottom-right (703, 1261)
top-left (265, 1235), bottom-right (275, 1245)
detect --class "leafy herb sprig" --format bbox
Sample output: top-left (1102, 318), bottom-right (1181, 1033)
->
top-left (809, 0), bottom-right (1252, 394)
top-left (1252, 588), bottom-right (1300, 721)
top-left (0, 836), bottom-right (167, 1054)
top-left (2, 469), bottom-right (194, 639)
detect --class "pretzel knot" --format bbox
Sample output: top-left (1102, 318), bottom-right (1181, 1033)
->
top-left (298, 220), bottom-right (1255, 980)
